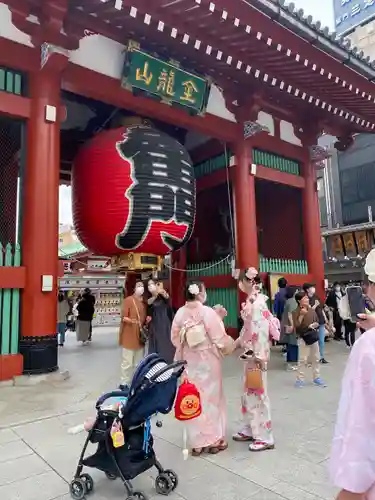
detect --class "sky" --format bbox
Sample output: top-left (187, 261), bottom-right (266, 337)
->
top-left (291, 0), bottom-right (334, 29)
top-left (58, 0), bottom-right (335, 225)
top-left (59, 185), bottom-right (73, 225)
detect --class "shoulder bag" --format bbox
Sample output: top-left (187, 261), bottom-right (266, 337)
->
top-left (132, 298), bottom-right (148, 345)
top-left (301, 328), bottom-right (319, 346)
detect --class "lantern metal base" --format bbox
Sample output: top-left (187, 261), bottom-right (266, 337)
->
top-left (20, 334), bottom-right (58, 375)
top-left (111, 252), bottom-right (163, 272)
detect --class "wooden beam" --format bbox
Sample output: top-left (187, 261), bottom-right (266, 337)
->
top-left (0, 267), bottom-right (26, 289)
top-left (0, 37), bottom-right (38, 72)
top-left (63, 64), bottom-right (240, 142)
top-left (0, 92), bottom-right (30, 119)
top-left (197, 163), bottom-right (305, 193)
top-left (256, 165), bottom-right (305, 189)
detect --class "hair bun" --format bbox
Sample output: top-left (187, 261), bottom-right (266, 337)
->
top-left (188, 283), bottom-right (200, 296)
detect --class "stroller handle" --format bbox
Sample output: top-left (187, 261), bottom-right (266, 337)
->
top-left (147, 360), bottom-right (186, 384)
top-left (129, 360), bottom-right (186, 395)
top-left (95, 389), bottom-right (129, 410)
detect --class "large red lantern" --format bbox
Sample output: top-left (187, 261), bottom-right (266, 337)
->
top-left (72, 125), bottom-right (196, 257)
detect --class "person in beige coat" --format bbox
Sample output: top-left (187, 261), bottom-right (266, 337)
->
top-left (119, 281), bottom-right (146, 386)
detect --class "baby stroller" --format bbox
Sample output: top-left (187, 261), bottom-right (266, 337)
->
top-left (70, 354), bottom-right (186, 500)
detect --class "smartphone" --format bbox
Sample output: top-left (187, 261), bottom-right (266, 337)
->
top-left (346, 285), bottom-right (365, 323)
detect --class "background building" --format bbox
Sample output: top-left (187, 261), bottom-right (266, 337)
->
top-left (318, 132), bottom-right (375, 284)
top-left (317, 2), bottom-right (375, 284)
top-left (334, 0), bottom-right (375, 38)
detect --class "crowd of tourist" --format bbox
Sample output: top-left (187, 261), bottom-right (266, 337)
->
top-left (58, 252), bottom-right (375, 500)
top-left (117, 266), bottom-right (344, 455)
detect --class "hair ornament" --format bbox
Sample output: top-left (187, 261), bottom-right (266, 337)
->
top-left (245, 267), bottom-right (258, 280)
top-left (188, 283), bottom-right (200, 296)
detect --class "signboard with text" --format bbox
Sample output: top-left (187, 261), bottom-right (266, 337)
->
top-left (122, 44), bottom-right (211, 114)
top-left (334, 0), bottom-right (375, 35)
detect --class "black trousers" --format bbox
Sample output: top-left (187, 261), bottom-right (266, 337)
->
top-left (333, 311), bottom-right (343, 339)
top-left (344, 319), bottom-right (356, 348)
top-left (88, 321), bottom-right (92, 340)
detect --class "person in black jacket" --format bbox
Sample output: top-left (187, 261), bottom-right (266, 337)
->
top-left (303, 283), bottom-right (329, 364)
top-left (146, 280), bottom-right (175, 363)
top-left (325, 282), bottom-right (344, 341)
top-left (84, 288), bottom-right (96, 342)
top-left (76, 290), bottom-right (95, 345)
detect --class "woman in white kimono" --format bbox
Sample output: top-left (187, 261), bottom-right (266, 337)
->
top-left (232, 268), bottom-right (280, 452)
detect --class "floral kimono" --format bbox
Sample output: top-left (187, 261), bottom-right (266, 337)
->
top-left (330, 328), bottom-right (375, 499)
top-left (171, 301), bottom-right (234, 452)
top-left (235, 292), bottom-right (280, 451)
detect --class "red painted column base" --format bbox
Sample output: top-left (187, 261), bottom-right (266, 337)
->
top-left (0, 354), bottom-right (23, 381)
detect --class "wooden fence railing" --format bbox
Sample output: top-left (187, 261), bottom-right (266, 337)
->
top-left (0, 243), bottom-right (21, 355)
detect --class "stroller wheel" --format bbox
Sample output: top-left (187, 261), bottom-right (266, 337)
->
top-left (155, 473), bottom-right (174, 496)
top-left (105, 472), bottom-right (117, 480)
top-left (163, 470), bottom-right (178, 491)
top-left (80, 474), bottom-right (94, 493)
top-left (70, 478), bottom-right (86, 500)
top-left (127, 491), bottom-right (148, 500)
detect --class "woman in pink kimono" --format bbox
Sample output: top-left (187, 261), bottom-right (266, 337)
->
top-left (232, 268), bottom-right (280, 452)
top-left (330, 248), bottom-right (375, 500)
top-left (171, 280), bottom-right (234, 456)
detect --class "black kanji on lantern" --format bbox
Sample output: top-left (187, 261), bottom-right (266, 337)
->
top-left (116, 126), bottom-right (196, 251)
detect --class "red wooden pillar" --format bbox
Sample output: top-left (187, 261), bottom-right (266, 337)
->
top-left (302, 159), bottom-right (325, 300)
top-left (232, 139), bottom-right (258, 270)
top-left (20, 62), bottom-right (65, 374)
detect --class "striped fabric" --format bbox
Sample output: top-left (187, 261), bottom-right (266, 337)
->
top-left (144, 362), bottom-right (173, 382)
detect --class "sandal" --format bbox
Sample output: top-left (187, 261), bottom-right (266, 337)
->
top-left (232, 432), bottom-right (253, 442)
top-left (206, 440), bottom-right (229, 454)
top-left (192, 448), bottom-right (203, 456)
top-left (249, 441), bottom-right (275, 452)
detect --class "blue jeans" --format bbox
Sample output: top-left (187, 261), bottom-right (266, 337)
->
top-left (318, 324), bottom-right (325, 359)
top-left (286, 343), bottom-right (299, 363)
top-left (57, 322), bottom-right (66, 345)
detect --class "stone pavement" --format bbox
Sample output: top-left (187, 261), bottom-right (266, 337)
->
top-left (0, 327), bottom-right (350, 500)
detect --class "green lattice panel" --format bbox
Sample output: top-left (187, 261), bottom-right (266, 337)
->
top-left (0, 68), bottom-right (25, 96)
top-left (206, 288), bottom-right (238, 328)
top-left (253, 149), bottom-right (300, 175)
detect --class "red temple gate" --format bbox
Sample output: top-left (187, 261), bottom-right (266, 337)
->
top-left (0, 0), bottom-right (374, 378)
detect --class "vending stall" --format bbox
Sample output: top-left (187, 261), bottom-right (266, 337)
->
top-left (59, 275), bottom-right (125, 327)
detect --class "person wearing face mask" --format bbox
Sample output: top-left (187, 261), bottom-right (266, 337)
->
top-left (118, 281), bottom-right (146, 386)
top-left (171, 280), bottom-right (235, 456)
top-left (303, 283), bottom-right (329, 364)
top-left (146, 279), bottom-right (175, 363)
top-left (57, 291), bottom-right (70, 347)
top-left (326, 282), bottom-right (344, 341)
top-left (232, 268), bottom-right (280, 452)
top-left (329, 248), bottom-right (375, 500)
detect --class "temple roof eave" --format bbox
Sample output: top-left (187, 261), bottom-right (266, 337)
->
top-left (250, 0), bottom-right (375, 80)
top-left (6, 0), bottom-right (375, 136)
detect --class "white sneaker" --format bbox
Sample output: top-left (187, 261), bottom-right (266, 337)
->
top-left (286, 365), bottom-right (298, 371)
